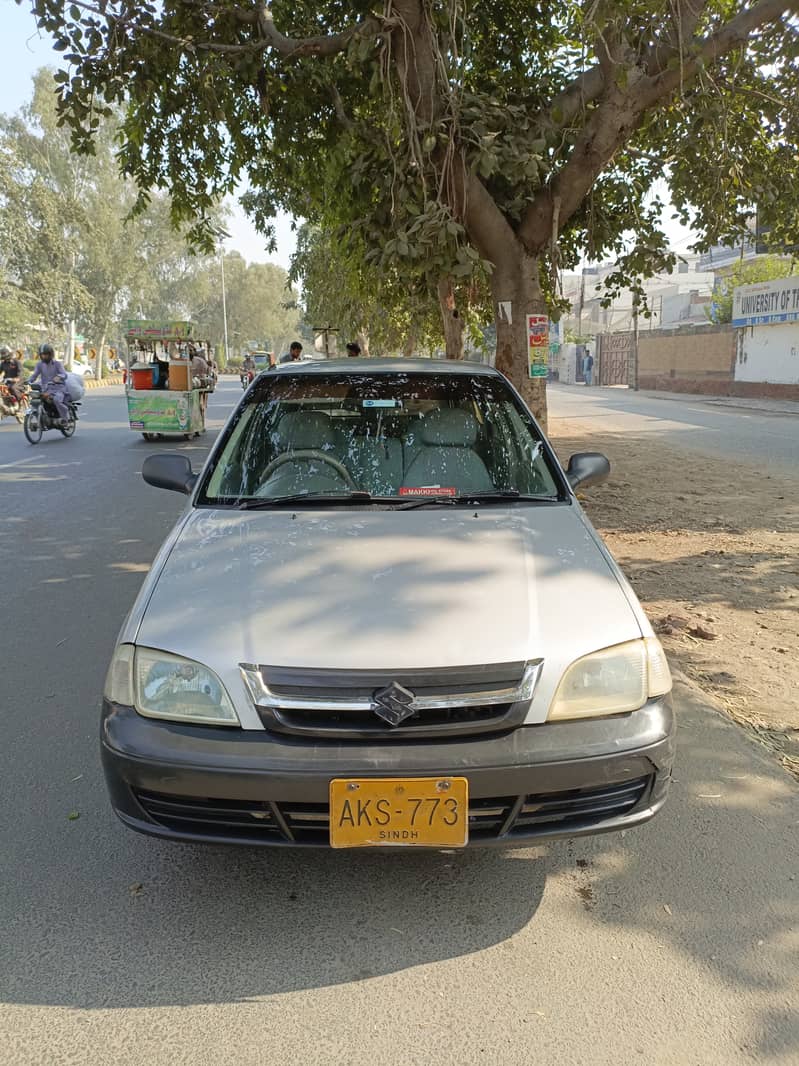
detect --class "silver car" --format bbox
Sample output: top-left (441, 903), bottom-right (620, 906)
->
top-left (102, 359), bottom-right (674, 849)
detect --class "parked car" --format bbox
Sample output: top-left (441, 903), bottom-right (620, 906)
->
top-left (102, 359), bottom-right (674, 849)
top-left (70, 360), bottom-right (95, 378)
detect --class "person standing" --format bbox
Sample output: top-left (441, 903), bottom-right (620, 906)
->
top-left (29, 343), bottom-right (71, 424)
top-left (582, 348), bottom-right (594, 386)
top-left (279, 341), bottom-right (303, 364)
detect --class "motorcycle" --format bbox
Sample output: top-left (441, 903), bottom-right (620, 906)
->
top-left (240, 368), bottom-right (254, 389)
top-left (0, 381), bottom-right (29, 424)
top-left (23, 383), bottom-right (81, 444)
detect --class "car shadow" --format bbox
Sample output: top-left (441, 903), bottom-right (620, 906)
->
top-left (2, 834), bottom-right (549, 1009)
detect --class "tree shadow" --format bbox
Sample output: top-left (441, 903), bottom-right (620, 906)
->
top-left (551, 429), bottom-right (799, 537)
top-left (621, 548), bottom-right (799, 615)
top-left (545, 678), bottom-right (799, 1060)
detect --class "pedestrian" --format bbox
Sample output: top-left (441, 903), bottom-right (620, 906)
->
top-left (279, 341), bottom-right (303, 364)
top-left (29, 343), bottom-right (71, 425)
top-left (582, 348), bottom-right (594, 386)
top-left (346, 342), bottom-right (361, 358)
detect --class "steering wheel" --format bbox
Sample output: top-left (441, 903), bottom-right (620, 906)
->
top-left (257, 449), bottom-right (358, 492)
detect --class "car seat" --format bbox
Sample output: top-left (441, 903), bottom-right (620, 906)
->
top-left (401, 408), bottom-right (494, 492)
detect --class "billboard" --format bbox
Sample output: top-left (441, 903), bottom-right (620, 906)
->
top-left (732, 277), bottom-right (799, 328)
top-left (527, 315), bottom-right (549, 378)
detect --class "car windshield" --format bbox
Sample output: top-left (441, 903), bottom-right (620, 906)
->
top-left (200, 371), bottom-right (562, 504)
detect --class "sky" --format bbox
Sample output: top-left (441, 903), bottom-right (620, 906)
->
top-left (0, 0), bottom-right (297, 269)
top-left (1, 0), bottom-right (697, 270)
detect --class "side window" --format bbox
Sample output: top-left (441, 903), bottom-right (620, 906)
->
top-left (205, 405), bottom-right (257, 498)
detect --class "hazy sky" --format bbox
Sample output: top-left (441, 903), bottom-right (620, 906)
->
top-left (0, 0), bottom-right (297, 268)
top-left (1, 0), bottom-right (696, 269)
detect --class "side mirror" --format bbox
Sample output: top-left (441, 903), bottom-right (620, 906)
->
top-left (566, 452), bottom-right (610, 490)
top-left (142, 453), bottom-right (198, 495)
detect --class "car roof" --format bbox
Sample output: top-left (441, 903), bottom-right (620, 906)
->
top-left (270, 357), bottom-right (498, 376)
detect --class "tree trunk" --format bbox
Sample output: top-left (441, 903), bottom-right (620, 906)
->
top-left (490, 248), bottom-right (548, 429)
top-left (402, 326), bottom-right (417, 358)
top-left (437, 276), bottom-right (464, 359)
top-left (97, 328), bottom-right (107, 381)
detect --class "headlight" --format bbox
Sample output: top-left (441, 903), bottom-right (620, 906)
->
top-left (104, 643), bottom-right (134, 705)
top-left (105, 644), bottom-right (239, 726)
top-left (548, 638), bottom-right (672, 721)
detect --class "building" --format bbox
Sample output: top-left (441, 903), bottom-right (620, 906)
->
top-left (561, 256), bottom-right (716, 338)
top-left (732, 275), bottom-right (799, 391)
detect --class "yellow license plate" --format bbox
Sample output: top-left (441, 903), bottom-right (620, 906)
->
top-left (329, 777), bottom-right (469, 848)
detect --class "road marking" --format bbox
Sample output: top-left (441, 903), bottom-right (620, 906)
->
top-left (0, 456), bottom-right (37, 470)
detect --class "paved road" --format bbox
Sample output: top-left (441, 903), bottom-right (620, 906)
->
top-left (548, 384), bottom-right (799, 478)
top-left (1, 382), bottom-right (797, 1065)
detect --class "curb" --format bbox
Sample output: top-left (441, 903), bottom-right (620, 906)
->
top-left (82, 375), bottom-right (124, 389)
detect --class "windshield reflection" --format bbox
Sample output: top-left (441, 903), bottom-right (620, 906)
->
top-left (201, 372), bottom-right (561, 504)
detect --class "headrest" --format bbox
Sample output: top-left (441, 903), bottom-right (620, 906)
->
top-left (420, 408), bottom-right (479, 447)
top-left (273, 410), bottom-right (337, 450)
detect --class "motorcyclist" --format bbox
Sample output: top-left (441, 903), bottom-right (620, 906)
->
top-left (29, 343), bottom-right (71, 425)
top-left (241, 353), bottom-right (255, 384)
top-left (1, 346), bottom-right (24, 403)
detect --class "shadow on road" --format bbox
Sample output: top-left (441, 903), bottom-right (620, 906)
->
top-left (2, 839), bottom-right (549, 1009)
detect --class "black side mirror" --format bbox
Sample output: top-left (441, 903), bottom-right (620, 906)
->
top-left (566, 452), bottom-right (610, 490)
top-left (142, 453), bottom-right (198, 495)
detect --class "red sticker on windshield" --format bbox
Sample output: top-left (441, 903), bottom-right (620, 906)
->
top-left (399, 486), bottom-right (457, 497)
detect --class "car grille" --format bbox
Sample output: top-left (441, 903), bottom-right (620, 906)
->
top-left (133, 776), bottom-right (651, 845)
top-left (241, 662), bottom-right (540, 740)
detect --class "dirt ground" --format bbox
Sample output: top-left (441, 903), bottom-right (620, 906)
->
top-left (551, 417), bottom-right (799, 776)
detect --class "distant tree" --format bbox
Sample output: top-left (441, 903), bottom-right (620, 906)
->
top-left (706, 255), bottom-right (797, 324)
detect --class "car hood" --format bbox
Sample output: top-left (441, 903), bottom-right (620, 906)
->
top-left (133, 506), bottom-right (643, 726)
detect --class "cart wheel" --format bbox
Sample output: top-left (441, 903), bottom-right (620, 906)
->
top-left (184, 433), bottom-right (192, 441)
top-left (142, 432), bottom-right (157, 442)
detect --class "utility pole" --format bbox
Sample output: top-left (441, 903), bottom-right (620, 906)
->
top-left (313, 326), bottom-right (339, 358)
top-left (67, 319), bottom-right (75, 371)
top-left (631, 292), bottom-right (640, 391)
top-left (220, 252), bottom-right (230, 366)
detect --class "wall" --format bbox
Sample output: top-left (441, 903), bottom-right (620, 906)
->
top-left (637, 324), bottom-right (735, 385)
top-left (593, 321), bottom-right (799, 399)
top-left (737, 321), bottom-right (799, 384)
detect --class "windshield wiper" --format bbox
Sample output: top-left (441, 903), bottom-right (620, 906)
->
top-left (238, 491), bottom-right (373, 510)
top-left (396, 490), bottom-right (557, 510)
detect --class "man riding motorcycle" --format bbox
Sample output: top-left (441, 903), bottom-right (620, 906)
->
top-left (240, 353), bottom-right (255, 388)
top-left (29, 343), bottom-right (70, 426)
top-left (1, 346), bottom-right (23, 400)
top-left (0, 346), bottom-right (27, 420)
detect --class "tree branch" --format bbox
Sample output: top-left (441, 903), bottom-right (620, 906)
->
top-left (54, 0), bottom-right (381, 58)
top-left (255, 3), bottom-right (381, 58)
top-left (519, 0), bottom-right (796, 252)
top-left (644, 0), bottom-right (797, 102)
top-left (460, 165), bottom-right (519, 265)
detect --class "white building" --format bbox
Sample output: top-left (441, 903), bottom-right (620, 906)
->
top-left (732, 276), bottom-right (799, 385)
top-left (561, 256), bottom-right (715, 337)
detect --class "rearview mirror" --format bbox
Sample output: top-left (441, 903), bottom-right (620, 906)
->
top-left (142, 453), bottom-right (198, 495)
top-left (566, 452), bottom-right (610, 490)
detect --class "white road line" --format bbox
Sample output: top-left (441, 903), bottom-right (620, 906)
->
top-left (0, 455), bottom-right (38, 470)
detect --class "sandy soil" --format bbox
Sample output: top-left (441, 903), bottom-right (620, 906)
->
top-left (551, 417), bottom-right (799, 775)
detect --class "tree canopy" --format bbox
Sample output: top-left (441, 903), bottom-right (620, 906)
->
top-left (706, 254), bottom-right (798, 323)
top-left (0, 69), bottom-right (298, 365)
top-left (22, 0), bottom-right (799, 416)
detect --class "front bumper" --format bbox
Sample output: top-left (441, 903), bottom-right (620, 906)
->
top-left (101, 697), bottom-right (675, 847)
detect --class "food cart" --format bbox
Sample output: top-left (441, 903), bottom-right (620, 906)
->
top-left (124, 320), bottom-right (209, 441)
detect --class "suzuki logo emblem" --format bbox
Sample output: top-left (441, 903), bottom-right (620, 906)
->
top-left (372, 682), bottom-right (416, 726)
